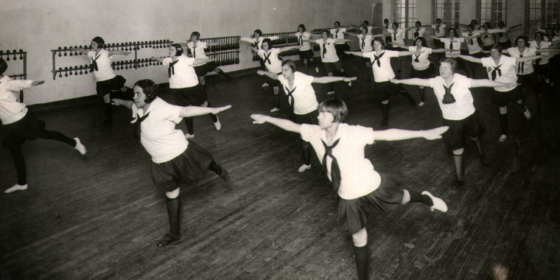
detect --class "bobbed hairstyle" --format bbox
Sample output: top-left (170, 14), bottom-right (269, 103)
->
top-left (262, 38), bottom-right (273, 49)
top-left (515, 36), bottom-right (529, 47)
top-left (415, 37), bottom-right (428, 47)
top-left (439, 58), bottom-right (458, 73)
top-left (91, 36), bottom-right (105, 48)
top-left (298, 24), bottom-right (306, 32)
top-left (490, 44), bottom-right (503, 54)
top-left (134, 79), bottom-right (160, 103)
top-left (170, 43), bottom-right (184, 56)
top-left (282, 59), bottom-right (297, 72)
top-left (254, 29), bottom-right (263, 36)
top-left (190, 31), bottom-right (201, 40)
top-left (0, 58), bottom-right (8, 75)
top-left (318, 98), bottom-right (348, 123)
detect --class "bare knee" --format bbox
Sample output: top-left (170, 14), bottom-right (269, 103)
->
top-left (453, 148), bottom-right (464, 156)
top-left (166, 187), bottom-right (180, 199)
top-left (103, 94), bottom-right (111, 103)
top-left (381, 100), bottom-right (389, 105)
top-left (352, 228), bottom-right (368, 247)
top-left (499, 106), bottom-right (507, 114)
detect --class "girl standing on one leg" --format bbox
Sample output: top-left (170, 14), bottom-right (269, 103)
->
top-left (304, 30), bottom-right (353, 95)
top-left (344, 28), bottom-right (384, 82)
top-left (250, 39), bottom-right (300, 112)
top-left (240, 29), bottom-right (279, 88)
top-left (392, 58), bottom-right (519, 186)
top-left (428, 28), bottom-right (467, 74)
top-left (455, 45), bottom-right (542, 142)
top-left (183, 31), bottom-right (233, 94)
top-left (392, 37), bottom-right (448, 106)
top-left (74, 37), bottom-right (131, 126)
top-left (330, 21), bottom-right (350, 59)
top-left (0, 58), bottom-right (86, 193)
top-left (346, 38), bottom-right (418, 126)
top-left (461, 25), bottom-right (484, 78)
top-left (113, 79), bottom-right (231, 247)
top-left (295, 24), bottom-right (316, 73)
top-left (151, 44), bottom-right (220, 139)
top-left (251, 98), bottom-right (448, 280)
top-left (257, 60), bottom-right (356, 173)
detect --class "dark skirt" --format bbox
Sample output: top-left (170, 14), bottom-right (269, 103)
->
top-left (373, 81), bottom-right (397, 102)
top-left (323, 60), bottom-right (343, 74)
top-left (194, 61), bottom-right (219, 77)
top-left (96, 75), bottom-right (126, 96)
top-left (291, 110), bottom-right (318, 125)
top-left (151, 140), bottom-right (215, 192)
top-left (299, 49), bottom-right (315, 61)
top-left (411, 64), bottom-right (435, 79)
top-left (442, 110), bottom-right (486, 150)
top-left (334, 43), bottom-right (350, 58)
top-left (534, 63), bottom-right (550, 78)
top-left (492, 86), bottom-right (524, 107)
top-left (2, 111), bottom-right (45, 149)
top-left (516, 72), bottom-right (538, 88)
top-left (172, 85), bottom-right (206, 107)
top-left (338, 173), bottom-right (404, 234)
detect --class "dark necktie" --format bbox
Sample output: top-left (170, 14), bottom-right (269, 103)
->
top-left (322, 43), bottom-right (327, 58)
top-left (535, 44), bottom-right (542, 65)
top-left (442, 83), bottom-right (456, 104)
top-left (547, 36), bottom-right (554, 42)
top-left (468, 33), bottom-right (474, 45)
top-left (298, 35), bottom-right (303, 46)
top-left (321, 139), bottom-right (341, 193)
top-left (450, 40), bottom-right (454, 51)
top-left (491, 65), bottom-right (502, 80)
top-left (361, 37), bottom-right (365, 50)
top-left (336, 29), bottom-right (340, 39)
top-left (414, 53), bottom-right (420, 63)
top-left (372, 52), bottom-right (385, 67)
top-left (518, 54), bottom-right (524, 74)
top-left (285, 86), bottom-right (297, 114)
top-left (436, 25), bottom-right (440, 34)
top-left (90, 53), bottom-right (101, 72)
top-left (192, 44), bottom-right (197, 58)
top-left (263, 51), bottom-right (272, 65)
top-left (393, 30), bottom-right (397, 41)
top-left (414, 29), bottom-right (419, 38)
top-left (254, 39), bottom-right (260, 49)
top-left (168, 60), bottom-right (178, 77)
top-left (134, 112), bottom-right (150, 139)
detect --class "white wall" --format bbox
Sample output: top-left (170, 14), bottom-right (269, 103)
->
top-left (0, 0), bottom-right (374, 105)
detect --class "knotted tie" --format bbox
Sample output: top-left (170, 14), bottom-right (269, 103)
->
top-left (90, 53), bottom-right (101, 72)
top-left (361, 37), bottom-right (365, 50)
top-left (321, 139), bottom-right (341, 193)
top-left (393, 30), bottom-right (397, 41)
top-left (450, 40), bottom-right (454, 51)
top-left (254, 39), bottom-right (260, 49)
top-left (336, 29), bottom-right (340, 39)
top-left (298, 35), bottom-right (303, 46)
top-left (491, 65), bottom-right (502, 80)
top-left (535, 44), bottom-right (542, 65)
top-left (285, 86), bottom-right (297, 114)
top-left (518, 54), bottom-right (524, 74)
top-left (468, 33), bottom-right (474, 45)
top-left (442, 83), bottom-right (456, 104)
top-left (263, 51), bottom-right (272, 65)
top-left (168, 60), bottom-right (178, 78)
top-left (414, 53), bottom-right (420, 63)
top-left (372, 52), bottom-right (385, 67)
top-left (133, 112), bottom-right (150, 139)
top-left (192, 44), bottom-right (197, 58)
top-left (436, 25), bottom-right (440, 34)
top-left (322, 43), bottom-right (327, 58)
top-left (414, 29), bottom-right (419, 39)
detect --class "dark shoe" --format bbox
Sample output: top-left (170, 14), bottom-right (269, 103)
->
top-left (157, 233), bottom-right (182, 247)
top-left (100, 118), bottom-right (112, 126)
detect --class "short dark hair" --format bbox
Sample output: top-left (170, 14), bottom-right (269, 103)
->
top-left (134, 79), bottom-right (159, 103)
top-left (392, 22), bottom-right (399, 28)
top-left (334, 21), bottom-right (340, 26)
top-left (415, 37), bottom-right (427, 47)
top-left (439, 58), bottom-right (458, 73)
top-left (372, 37), bottom-right (386, 49)
top-left (318, 98), bottom-right (348, 123)
top-left (254, 29), bottom-right (262, 36)
top-left (535, 32), bottom-right (545, 40)
top-left (321, 29), bottom-right (330, 37)
top-left (436, 18), bottom-right (442, 23)
top-left (383, 18), bottom-right (389, 24)
top-left (363, 20), bottom-right (369, 26)
top-left (415, 21), bottom-right (422, 26)
top-left (282, 59), bottom-right (297, 72)
top-left (92, 36), bottom-right (105, 48)
top-left (515, 36), bottom-right (529, 47)
top-left (490, 44), bottom-right (503, 54)
top-left (298, 24), bottom-right (306, 32)
top-left (447, 28), bottom-right (458, 37)
top-left (0, 58), bottom-right (8, 75)
top-left (170, 43), bottom-right (184, 56)
top-left (262, 38), bottom-right (273, 49)
top-left (190, 31), bottom-right (201, 40)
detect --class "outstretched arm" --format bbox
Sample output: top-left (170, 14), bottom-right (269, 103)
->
top-left (516, 55), bottom-right (543, 62)
top-left (193, 58), bottom-right (211, 66)
top-left (180, 105), bottom-right (232, 118)
top-left (72, 48), bottom-right (91, 56)
top-left (313, 76), bottom-right (357, 84)
top-left (111, 99), bottom-right (135, 109)
top-left (345, 51), bottom-right (365, 57)
top-left (278, 45), bottom-right (301, 53)
top-left (375, 126), bottom-right (449, 141)
top-left (454, 54), bottom-right (483, 63)
top-left (5, 80), bottom-right (44, 92)
top-left (151, 56), bottom-right (165, 63)
top-left (108, 50), bottom-right (132, 56)
top-left (257, 70), bottom-right (278, 80)
top-left (390, 78), bottom-right (431, 88)
top-left (432, 48), bottom-right (453, 53)
top-left (426, 35), bottom-right (442, 41)
top-left (334, 39), bottom-right (354, 43)
top-left (392, 42), bottom-right (408, 49)
top-left (470, 79), bottom-right (517, 88)
top-left (250, 114), bottom-right (301, 133)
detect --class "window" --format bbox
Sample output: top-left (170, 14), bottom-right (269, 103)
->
top-left (433, 0), bottom-right (460, 29)
top-left (480, 0), bottom-right (507, 27)
top-left (394, 0), bottom-right (417, 39)
top-left (528, 0), bottom-right (560, 32)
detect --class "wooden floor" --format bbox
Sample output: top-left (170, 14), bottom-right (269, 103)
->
top-left (1, 57), bottom-right (560, 280)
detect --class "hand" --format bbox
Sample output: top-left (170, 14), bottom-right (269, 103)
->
top-left (31, 81), bottom-right (45, 86)
top-left (257, 70), bottom-right (264, 75)
top-left (125, 52), bottom-right (131, 56)
top-left (389, 79), bottom-right (400, 84)
top-left (423, 126), bottom-right (449, 140)
top-left (343, 77), bottom-right (357, 82)
top-left (213, 105), bottom-right (232, 114)
top-left (345, 51), bottom-right (351, 54)
top-left (446, 53), bottom-right (459, 58)
top-left (111, 99), bottom-right (121, 106)
top-left (250, 114), bottom-right (268, 124)
top-left (502, 83), bottom-right (519, 88)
